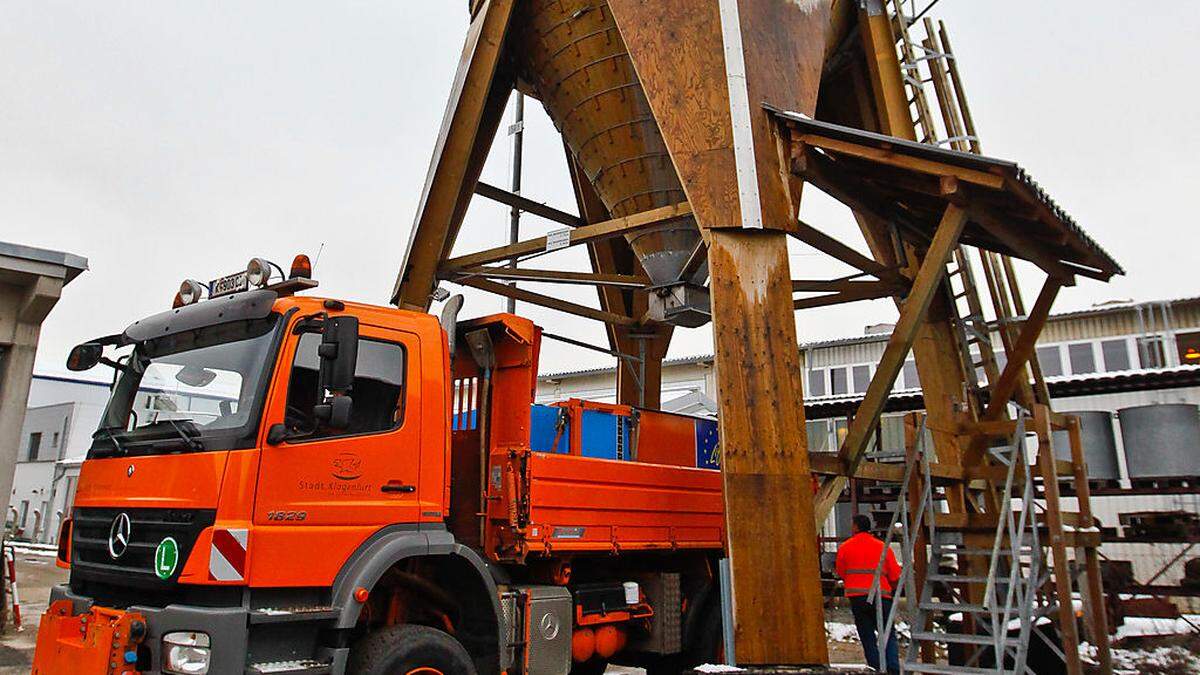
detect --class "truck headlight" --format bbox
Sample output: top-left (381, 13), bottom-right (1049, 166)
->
top-left (163, 632), bottom-right (211, 674)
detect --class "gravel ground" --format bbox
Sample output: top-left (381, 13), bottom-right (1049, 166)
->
top-left (0, 554), bottom-right (65, 674)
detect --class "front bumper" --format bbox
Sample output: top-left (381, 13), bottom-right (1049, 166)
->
top-left (32, 584), bottom-right (248, 674)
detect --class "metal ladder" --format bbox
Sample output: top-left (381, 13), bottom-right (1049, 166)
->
top-left (880, 415), bottom-right (1052, 674)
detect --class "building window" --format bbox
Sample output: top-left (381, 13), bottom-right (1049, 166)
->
top-left (902, 360), bottom-right (920, 389)
top-left (1037, 345), bottom-right (1063, 377)
top-left (831, 367), bottom-right (848, 396)
top-left (852, 365), bottom-right (871, 394)
top-left (1137, 336), bottom-right (1166, 369)
top-left (1068, 343), bottom-right (1096, 374)
top-left (807, 369), bottom-right (826, 397)
top-left (26, 432), bottom-right (41, 462)
top-left (51, 432), bottom-right (59, 448)
top-left (1101, 339), bottom-right (1131, 372)
top-left (806, 419), bottom-right (832, 453)
top-left (1176, 331), bottom-right (1200, 366)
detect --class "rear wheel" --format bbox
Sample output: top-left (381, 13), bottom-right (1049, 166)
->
top-left (348, 624), bottom-right (477, 675)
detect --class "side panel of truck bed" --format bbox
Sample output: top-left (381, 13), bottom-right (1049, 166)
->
top-left (520, 452), bottom-right (724, 555)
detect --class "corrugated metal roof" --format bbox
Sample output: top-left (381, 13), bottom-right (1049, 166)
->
top-left (771, 111), bottom-right (1124, 279)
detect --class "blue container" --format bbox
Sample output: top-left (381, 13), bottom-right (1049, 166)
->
top-left (530, 405), bottom-right (570, 453)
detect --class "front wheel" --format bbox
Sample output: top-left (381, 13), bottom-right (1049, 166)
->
top-left (348, 624), bottom-right (477, 675)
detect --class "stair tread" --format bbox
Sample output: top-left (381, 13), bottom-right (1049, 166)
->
top-left (920, 601), bottom-right (990, 613)
top-left (926, 574), bottom-right (1011, 585)
top-left (247, 660), bottom-right (332, 675)
top-left (911, 630), bottom-right (1020, 646)
top-left (904, 664), bottom-right (1016, 675)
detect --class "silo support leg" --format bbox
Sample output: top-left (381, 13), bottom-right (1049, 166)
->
top-left (708, 228), bottom-right (829, 666)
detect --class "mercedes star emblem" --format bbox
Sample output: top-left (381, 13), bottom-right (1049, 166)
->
top-left (108, 513), bottom-right (132, 559)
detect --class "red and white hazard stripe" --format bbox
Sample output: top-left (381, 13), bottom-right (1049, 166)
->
top-left (208, 529), bottom-right (248, 582)
top-left (4, 547), bottom-right (21, 630)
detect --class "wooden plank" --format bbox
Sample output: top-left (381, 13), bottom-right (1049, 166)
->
top-left (796, 133), bottom-right (1007, 189)
top-left (792, 285), bottom-right (897, 309)
top-left (980, 278), bottom-right (1063, 423)
top-left (1067, 415), bottom-right (1113, 671)
top-left (856, 1), bottom-right (912, 139)
top-left (707, 229), bottom-right (828, 666)
top-left (814, 204), bottom-right (968, 522)
top-left (1033, 404), bottom-right (1085, 675)
top-left (391, 0), bottom-right (516, 310)
top-left (452, 266), bottom-right (649, 288)
top-left (441, 202), bottom-right (693, 270)
top-left (474, 181), bottom-right (584, 228)
top-left (456, 277), bottom-right (639, 326)
top-left (789, 218), bottom-right (895, 278)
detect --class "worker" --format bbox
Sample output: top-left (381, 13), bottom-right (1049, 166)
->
top-left (836, 514), bottom-right (901, 674)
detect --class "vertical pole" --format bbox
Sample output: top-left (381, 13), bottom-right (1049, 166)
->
top-left (708, 229), bottom-right (829, 666)
top-left (1033, 404), bottom-right (1084, 675)
top-left (1068, 415), bottom-right (1113, 674)
top-left (505, 92), bottom-right (525, 314)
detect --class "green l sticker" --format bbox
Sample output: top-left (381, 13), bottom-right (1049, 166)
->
top-left (154, 537), bottom-right (180, 580)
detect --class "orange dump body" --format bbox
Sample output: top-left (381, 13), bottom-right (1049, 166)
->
top-left (448, 314), bottom-right (725, 562)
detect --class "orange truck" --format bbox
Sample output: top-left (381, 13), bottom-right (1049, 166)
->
top-left (31, 255), bottom-right (727, 675)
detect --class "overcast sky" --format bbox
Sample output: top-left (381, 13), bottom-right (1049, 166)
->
top-left (4, 1), bottom-right (1197, 377)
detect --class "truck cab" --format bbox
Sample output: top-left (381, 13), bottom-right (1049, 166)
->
top-left (34, 257), bottom-right (726, 675)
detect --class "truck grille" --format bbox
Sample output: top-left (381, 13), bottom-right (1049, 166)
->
top-left (71, 507), bottom-right (216, 590)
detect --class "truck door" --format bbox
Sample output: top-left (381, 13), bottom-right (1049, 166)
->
top-left (255, 322), bottom-right (426, 527)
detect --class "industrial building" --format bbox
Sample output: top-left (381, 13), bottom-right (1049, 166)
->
top-left (0, 241), bottom-right (87, 546)
top-left (538, 296), bottom-right (1200, 596)
top-left (6, 374), bottom-right (110, 544)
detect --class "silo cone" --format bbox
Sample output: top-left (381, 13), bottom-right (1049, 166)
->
top-left (512, 0), bottom-right (830, 330)
top-left (512, 0), bottom-right (835, 666)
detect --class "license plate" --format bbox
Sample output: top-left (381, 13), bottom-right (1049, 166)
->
top-left (210, 271), bottom-right (249, 297)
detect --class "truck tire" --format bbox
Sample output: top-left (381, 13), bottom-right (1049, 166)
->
top-left (348, 624), bottom-right (477, 675)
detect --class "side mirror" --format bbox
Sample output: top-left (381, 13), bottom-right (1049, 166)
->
top-left (314, 395), bottom-right (353, 430)
top-left (67, 343), bottom-right (103, 372)
top-left (318, 316), bottom-right (359, 394)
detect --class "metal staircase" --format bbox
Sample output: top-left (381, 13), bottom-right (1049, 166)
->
top-left (868, 415), bottom-right (1068, 674)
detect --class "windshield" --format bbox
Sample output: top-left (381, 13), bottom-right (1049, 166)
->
top-left (90, 315), bottom-right (282, 458)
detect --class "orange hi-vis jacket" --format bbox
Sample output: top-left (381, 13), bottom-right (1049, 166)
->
top-left (836, 532), bottom-right (902, 598)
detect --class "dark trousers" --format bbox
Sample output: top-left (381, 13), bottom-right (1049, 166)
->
top-left (849, 595), bottom-right (901, 673)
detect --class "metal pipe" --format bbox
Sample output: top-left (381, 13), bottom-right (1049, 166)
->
top-left (506, 93), bottom-right (525, 314)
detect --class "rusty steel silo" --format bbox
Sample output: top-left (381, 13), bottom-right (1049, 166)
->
top-left (511, 0), bottom-right (708, 323)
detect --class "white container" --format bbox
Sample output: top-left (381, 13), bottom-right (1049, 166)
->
top-left (623, 581), bottom-right (640, 605)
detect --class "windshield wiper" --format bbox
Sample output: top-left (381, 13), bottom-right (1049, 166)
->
top-left (93, 427), bottom-right (128, 456)
top-left (163, 419), bottom-right (205, 452)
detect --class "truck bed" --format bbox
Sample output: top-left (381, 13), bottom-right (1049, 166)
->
top-left (520, 451), bottom-right (723, 555)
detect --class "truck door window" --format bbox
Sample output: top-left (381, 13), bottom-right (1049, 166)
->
top-left (285, 332), bottom-right (406, 440)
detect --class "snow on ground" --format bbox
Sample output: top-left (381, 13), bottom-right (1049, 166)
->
top-left (1110, 645), bottom-right (1200, 674)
